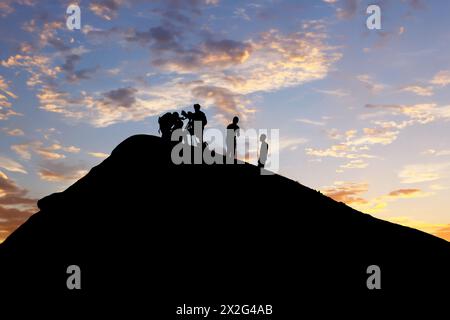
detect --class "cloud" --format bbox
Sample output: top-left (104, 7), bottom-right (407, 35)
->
top-left (2, 2), bottom-right (341, 127)
top-left (0, 206), bottom-right (34, 243)
top-left (336, 0), bottom-right (359, 20)
top-left (322, 181), bottom-right (369, 206)
top-left (0, 156), bottom-right (27, 174)
top-left (422, 149), bottom-right (450, 157)
top-left (305, 117), bottom-right (409, 172)
top-left (430, 70), bottom-right (450, 87)
top-left (234, 8), bottom-right (251, 21)
top-left (387, 188), bottom-right (432, 199)
top-left (322, 182), bottom-right (433, 214)
top-left (89, 0), bottom-right (124, 20)
top-left (34, 145), bottom-right (66, 160)
top-left (349, 127), bottom-right (399, 146)
top-left (102, 87), bottom-right (138, 109)
top-left (1, 54), bottom-right (60, 89)
top-left (0, 0), bottom-right (35, 17)
top-left (400, 85), bottom-right (434, 96)
top-left (35, 23), bottom-right (341, 126)
top-left (399, 163), bottom-right (450, 184)
top-left (38, 161), bottom-right (87, 182)
top-left (148, 0), bottom-right (218, 31)
top-left (2, 128), bottom-right (25, 136)
top-left (64, 146), bottom-right (80, 153)
top-left (0, 170), bottom-right (37, 243)
top-left (191, 85), bottom-right (247, 117)
top-left (125, 25), bottom-right (182, 50)
top-left (213, 29), bottom-right (341, 94)
top-left (306, 143), bottom-right (374, 159)
top-left (88, 152), bottom-right (110, 158)
top-left (315, 88), bottom-right (350, 97)
top-left (404, 0), bottom-right (426, 10)
top-left (0, 1), bottom-right (14, 16)
top-left (36, 84), bottom-right (85, 118)
top-left (0, 170), bottom-right (36, 207)
top-left (10, 144), bottom-right (32, 160)
top-left (296, 118), bottom-right (326, 126)
top-left (306, 127), bottom-right (377, 162)
top-left (0, 75), bottom-right (18, 100)
top-left (357, 74), bottom-right (385, 93)
top-left (0, 108), bottom-right (21, 121)
top-left (340, 159), bottom-right (368, 169)
top-left (365, 103), bottom-right (450, 124)
top-left (11, 141), bottom-right (80, 160)
top-left (279, 137), bottom-right (308, 151)
top-left (60, 54), bottom-right (97, 83)
top-left (150, 38), bottom-right (252, 72)
top-left (0, 75), bottom-right (19, 119)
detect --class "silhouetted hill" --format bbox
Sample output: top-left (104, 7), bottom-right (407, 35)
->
top-left (0, 135), bottom-right (448, 313)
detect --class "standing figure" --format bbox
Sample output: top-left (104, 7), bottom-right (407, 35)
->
top-left (258, 134), bottom-right (268, 168)
top-left (226, 116), bottom-right (240, 160)
top-left (181, 104), bottom-right (207, 146)
top-left (192, 103), bottom-right (207, 145)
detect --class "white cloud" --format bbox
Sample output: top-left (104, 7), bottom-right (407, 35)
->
top-left (315, 88), bottom-right (350, 97)
top-left (400, 85), bottom-right (434, 96)
top-left (430, 70), bottom-right (450, 87)
top-left (296, 118), bottom-right (326, 126)
top-left (279, 137), bottom-right (308, 151)
top-left (399, 163), bottom-right (450, 184)
top-left (422, 149), bottom-right (450, 156)
top-left (88, 152), bottom-right (109, 158)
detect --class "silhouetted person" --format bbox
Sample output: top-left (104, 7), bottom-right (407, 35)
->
top-left (193, 104), bottom-right (207, 145)
top-left (172, 112), bottom-right (184, 142)
top-left (182, 104), bottom-right (207, 146)
top-left (226, 116), bottom-right (240, 159)
top-left (158, 112), bottom-right (174, 141)
top-left (258, 134), bottom-right (268, 168)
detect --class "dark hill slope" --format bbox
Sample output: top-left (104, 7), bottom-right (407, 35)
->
top-left (0, 135), bottom-right (448, 312)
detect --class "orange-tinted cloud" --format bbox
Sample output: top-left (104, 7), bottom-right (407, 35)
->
top-left (321, 181), bottom-right (369, 206)
top-left (3, 128), bottom-right (25, 136)
top-left (387, 188), bottom-right (432, 199)
top-left (0, 156), bottom-right (27, 174)
top-left (322, 183), bottom-right (433, 214)
top-left (38, 161), bottom-right (87, 182)
top-left (0, 170), bottom-right (37, 243)
top-left (90, 0), bottom-right (124, 20)
top-left (11, 141), bottom-right (80, 161)
top-left (0, 0), bottom-right (35, 17)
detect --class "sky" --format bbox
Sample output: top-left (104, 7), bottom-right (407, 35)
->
top-left (0, 0), bottom-right (449, 243)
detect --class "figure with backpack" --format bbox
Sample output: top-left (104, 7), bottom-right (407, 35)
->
top-left (158, 112), bottom-right (174, 141)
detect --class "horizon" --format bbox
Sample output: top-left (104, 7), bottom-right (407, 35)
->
top-left (1, 0), bottom-right (450, 243)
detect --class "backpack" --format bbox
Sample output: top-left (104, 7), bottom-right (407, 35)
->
top-left (158, 112), bottom-right (172, 133)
